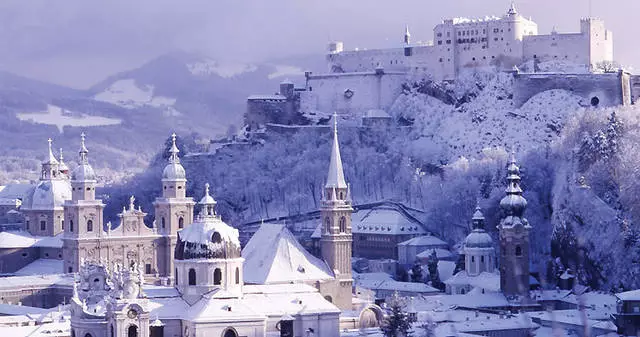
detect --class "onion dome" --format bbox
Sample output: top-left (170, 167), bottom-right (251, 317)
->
top-left (71, 133), bottom-right (96, 181)
top-left (174, 183), bottom-right (240, 260)
top-left (465, 205), bottom-right (493, 249)
top-left (162, 133), bottom-right (186, 181)
top-left (499, 154), bottom-right (527, 217)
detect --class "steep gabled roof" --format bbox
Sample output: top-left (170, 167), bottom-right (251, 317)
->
top-left (242, 224), bottom-right (334, 284)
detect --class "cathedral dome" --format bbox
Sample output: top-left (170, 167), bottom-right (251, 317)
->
top-left (174, 183), bottom-right (240, 260)
top-left (21, 179), bottom-right (72, 210)
top-left (464, 230), bottom-right (493, 249)
top-left (162, 162), bottom-right (186, 181)
top-left (72, 163), bottom-right (96, 182)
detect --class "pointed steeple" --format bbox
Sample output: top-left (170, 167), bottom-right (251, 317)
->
top-left (404, 25), bottom-right (411, 44)
top-left (169, 133), bottom-right (180, 164)
top-left (507, 2), bottom-right (518, 16)
top-left (46, 138), bottom-right (59, 164)
top-left (79, 132), bottom-right (89, 164)
top-left (326, 112), bottom-right (347, 189)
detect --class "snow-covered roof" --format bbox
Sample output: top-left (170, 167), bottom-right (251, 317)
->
top-left (177, 212), bottom-right (240, 260)
top-left (398, 235), bottom-right (447, 247)
top-left (353, 206), bottom-right (427, 235)
top-left (242, 223), bottom-right (334, 284)
top-left (15, 259), bottom-right (63, 276)
top-left (247, 94), bottom-right (287, 100)
top-left (0, 183), bottom-right (34, 200)
top-left (364, 109), bottom-right (391, 118)
top-left (353, 272), bottom-right (393, 282)
top-left (21, 179), bottom-right (71, 211)
top-left (416, 248), bottom-right (453, 260)
top-left (616, 289), bottom-right (640, 301)
top-left (0, 274), bottom-right (73, 290)
top-left (444, 271), bottom-right (501, 292)
top-left (412, 293), bottom-right (509, 311)
top-left (437, 260), bottom-right (457, 282)
top-left (0, 231), bottom-right (63, 249)
top-left (355, 279), bottom-right (439, 294)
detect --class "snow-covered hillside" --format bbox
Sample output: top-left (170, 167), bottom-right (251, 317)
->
top-left (16, 104), bottom-right (122, 133)
top-left (93, 79), bottom-right (180, 116)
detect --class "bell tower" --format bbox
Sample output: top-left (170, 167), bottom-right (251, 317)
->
top-left (152, 133), bottom-right (195, 282)
top-left (498, 154), bottom-right (531, 297)
top-left (63, 133), bottom-right (105, 274)
top-left (319, 112), bottom-right (353, 310)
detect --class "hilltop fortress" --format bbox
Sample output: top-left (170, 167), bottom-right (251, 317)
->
top-left (247, 5), bottom-right (639, 131)
top-left (327, 4), bottom-right (613, 80)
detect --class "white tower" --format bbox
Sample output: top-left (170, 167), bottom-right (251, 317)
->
top-left (153, 133), bottom-right (195, 281)
top-left (63, 133), bottom-right (105, 274)
top-left (320, 113), bottom-right (354, 310)
top-left (174, 183), bottom-right (243, 305)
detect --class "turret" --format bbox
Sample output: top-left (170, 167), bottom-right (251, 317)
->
top-left (41, 138), bottom-right (60, 180)
top-left (404, 25), bottom-right (411, 45)
top-left (71, 133), bottom-right (97, 201)
top-left (464, 204), bottom-right (495, 276)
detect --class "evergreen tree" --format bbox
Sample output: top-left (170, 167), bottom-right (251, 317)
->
top-left (427, 250), bottom-right (445, 290)
top-left (381, 293), bottom-right (416, 337)
top-left (396, 266), bottom-right (409, 282)
top-left (410, 260), bottom-right (423, 283)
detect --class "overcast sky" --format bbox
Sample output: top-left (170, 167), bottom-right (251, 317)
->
top-left (0, 0), bottom-right (637, 88)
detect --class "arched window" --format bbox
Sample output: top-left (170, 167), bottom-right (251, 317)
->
top-left (515, 245), bottom-right (522, 256)
top-left (61, 220), bottom-right (64, 230)
top-left (471, 256), bottom-right (475, 263)
top-left (175, 268), bottom-right (178, 285)
top-left (188, 268), bottom-right (196, 285)
top-left (110, 325), bottom-right (114, 337)
top-left (324, 295), bottom-right (333, 303)
top-left (71, 330), bottom-right (75, 337)
top-left (87, 220), bottom-right (93, 232)
top-left (481, 256), bottom-right (485, 263)
top-left (161, 217), bottom-right (165, 229)
top-left (214, 268), bottom-right (222, 285)
top-left (70, 220), bottom-right (74, 232)
top-left (223, 328), bottom-right (238, 337)
top-left (235, 267), bottom-right (240, 284)
top-left (178, 217), bottom-right (184, 229)
top-left (325, 217), bottom-right (331, 233)
top-left (211, 232), bottom-right (222, 243)
top-left (84, 333), bottom-right (93, 337)
top-left (128, 325), bottom-right (138, 337)
top-left (339, 217), bottom-right (346, 233)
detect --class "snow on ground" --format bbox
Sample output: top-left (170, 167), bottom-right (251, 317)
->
top-left (390, 72), bottom-right (585, 161)
top-left (187, 59), bottom-right (257, 78)
top-left (267, 65), bottom-right (304, 79)
top-left (93, 79), bottom-right (180, 116)
top-left (16, 105), bottom-right (121, 133)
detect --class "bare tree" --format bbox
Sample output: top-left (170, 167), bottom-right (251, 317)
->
top-left (595, 61), bottom-right (620, 73)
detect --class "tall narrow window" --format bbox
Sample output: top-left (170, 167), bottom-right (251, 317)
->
top-left (127, 325), bottom-right (138, 337)
top-left (161, 217), bottom-right (165, 229)
top-left (339, 217), bottom-right (347, 233)
top-left (325, 218), bottom-right (331, 234)
top-left (70, 220), bottom-right (74, 232)
top-left (214, 268), bottom-right (222, 285)
top-left (175, 268), bottom-right (178, 285)
top-left (61, 220), bottom-right (64, 230)
top-left (188, 268), bottom-right (196, 285)
top-left (145, 264), bottom-right (152, 274)
top-left (235, 267), bottom-right (240, 284)
top-left (87, 220), bottom-right (93, 232)
top-left (515, 245), bottom-right (522, 256)
top-left (178, 217), bottom-right (184, 229)
top-left (40, 220), bottom-right (46, 231)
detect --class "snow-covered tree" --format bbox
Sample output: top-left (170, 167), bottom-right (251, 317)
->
top-left (410, 260), bottom-right (423, 283)
top-left (381, 294), bottom-right (416, 337)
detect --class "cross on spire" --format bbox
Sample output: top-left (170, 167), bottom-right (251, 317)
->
top-left (169, 133), bottom-right (180, 164)
top-left (46, 138), bottom-right (58, 164)
top-left (79, 132), bottom-right (89, 164)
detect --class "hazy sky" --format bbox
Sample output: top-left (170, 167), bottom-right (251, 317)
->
top-left (0, 0), bottom-right (637, 88)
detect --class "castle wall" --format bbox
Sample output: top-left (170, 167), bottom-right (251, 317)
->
top-left (631, 75), bottom-right (640, 104)
top-left (512, 71), bottom-right (631, 108)
top-left (523, 33), bottom-right (589, 65)
top-left (300, 71), bottom-right (406, 117)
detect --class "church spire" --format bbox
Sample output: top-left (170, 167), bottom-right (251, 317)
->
top-left (198, 183), bottom-right (217, 218)
top-left (326, 112), bottom-right (347, 189)
top-left (79, 132), bottom-right (89, 164)
top-left (499, 153), bottom-right (528, 221)
top-left (169, 133), bottom-right (180, 164)
top-left (46, 138), bottom-right (59, 164)
top-left (404, 25), bottom-right (411, 44)
top-left (471, 203), bottom-right (485, 230)
top-left (507, 2), bottom-right (518, 16)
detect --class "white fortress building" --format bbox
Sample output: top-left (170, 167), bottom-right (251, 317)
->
top-left (327, 4), bottom-right (613, 80)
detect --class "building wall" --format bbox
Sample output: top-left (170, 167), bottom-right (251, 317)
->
top-left (0, 247), bottom-right (38, 273)
top-left (398, 242), bottom-right (449, 265)
top-left (354, 233), bottom-right (419, 260)
top-left (300, 72), bottom-right (406, 117)
top-left (512, 71), bottom-right (631, 107)
top-left (523, 33), bottom-right (589, 65)
top-left (23, 209), bottom-right (64, 237)
top-left (0, 286), bottom-right (72, 308)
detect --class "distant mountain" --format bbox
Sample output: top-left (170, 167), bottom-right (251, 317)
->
top-left (0, 52), bottom-right (325, 182)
